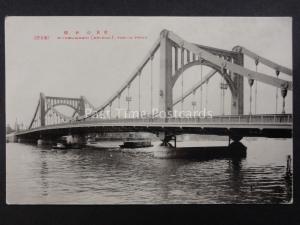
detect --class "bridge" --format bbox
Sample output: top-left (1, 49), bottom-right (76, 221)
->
top-left (11, 29), bottom-right (293, 146)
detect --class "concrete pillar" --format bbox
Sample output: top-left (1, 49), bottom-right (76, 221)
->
top-left (40, 93), bottom-right (46, 126)
top-left (231, 48), bottom-right (244, 115)
top-left (159, 30), bottom-right (173, 118)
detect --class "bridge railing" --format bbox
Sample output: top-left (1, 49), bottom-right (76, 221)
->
top-left (74, 114), bottom-right (292, 124)
top-left (164, 114), bottom-right (292, 124)
top-left (22, 114), bottom-right (292, 133)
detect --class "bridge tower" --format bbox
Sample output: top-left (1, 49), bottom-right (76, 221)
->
top-left (231, 47), bottom-right (244, 115)
top-left (159, 30), bottom-right (173, 117)
top-left (78, 96), bottom-right (86, 117)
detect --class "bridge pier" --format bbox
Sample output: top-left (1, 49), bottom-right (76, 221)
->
top-left (153, 132), bottom-right (177, 158)
top-left (154, 131), bottom-right (247, 159)
top-left (160, 132), bottom-right (177, 148)
top-left (228, 133), bottom-right (247, 157)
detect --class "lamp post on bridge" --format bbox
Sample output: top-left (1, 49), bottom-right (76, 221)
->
top-left (275, 70), bottom-right (280, 114)
top-left (281, 84), bottom-right (288, 114)
top-left (248, 78), bottom-right (254, 115)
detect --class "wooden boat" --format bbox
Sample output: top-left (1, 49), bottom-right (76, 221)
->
top-left (52, 142), bottom-right (68, 149)
top-left (119, 140), bottom-right (153, 148)
top-left (52, 136), bottom-right (70, 149)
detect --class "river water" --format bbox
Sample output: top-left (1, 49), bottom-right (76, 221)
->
top-left (6, 138), bottom-right (292, 204)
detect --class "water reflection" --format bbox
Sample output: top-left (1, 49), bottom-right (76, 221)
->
top-left (39, 150), bottom-right (49, 197)
top-left (227, 158), bottom-right (244, 198)
top-left (6, 138), bottom-right (293, 204)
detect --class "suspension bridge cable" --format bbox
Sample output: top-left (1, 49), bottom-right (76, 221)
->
top-left (181, 68), bottom-right (184, 111)
top-left (109, 103), bottom-right (112, 119)
top-left (150, 55), bottom-right (153, 117)
top-left (192, 90), bottom-right (196, 112)
top-left (220, 77), bottom-right (222, 115)
top-left (222, 77), bottom-right (225, 115)
top-left (200, 55), bottom-right (203, 111)
top-left (118, 94), bottom-right (121, 118)
top-left (219, 70), bottom-right (225, 115)
top-left (126, 85), bottom-right (131, 113)
top-left (248, 78), bottom-right (254, 115)
top-left (192, 56), bottom-right (197, 112)
top-left (205, 80), bottom-right (208, 110)
top-left (181, 48), bottom-right (184, 111)
top-left (254, 59), bottom-right (259, 114)
top-left (138, 71), bottom-right (141, 118)
top-left (181, 72), bottom-right (184, 111)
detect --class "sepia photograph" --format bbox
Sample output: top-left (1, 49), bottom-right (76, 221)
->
top-left (5, 16), bottom-right (293, 204)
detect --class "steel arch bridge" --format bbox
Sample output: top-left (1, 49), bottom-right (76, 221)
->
top-left (14, 29), bottom-right (293, 142)
top-left (28, 93), bottom-right (96, 129)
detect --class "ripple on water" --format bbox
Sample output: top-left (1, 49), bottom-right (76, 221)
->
top-left (6, 139), bottom-right (293, 204)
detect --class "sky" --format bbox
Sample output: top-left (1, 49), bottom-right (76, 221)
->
top-left (5, 17), bottom-right (292, 127)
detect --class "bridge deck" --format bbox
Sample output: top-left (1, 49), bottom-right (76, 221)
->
top-left (15, 114), bottom-right (292, 137)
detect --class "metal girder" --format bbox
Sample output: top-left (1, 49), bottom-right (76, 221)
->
top-left (42, 93), bottom-right (73, 121)
top-left (173, 69), bottom-right (217, 105)
top-left (78, 36), bottom-right (161, 120)
top-left (28, 99), bottom-right (40, 129)
top-left (82, 96), bottom-right (96, 110)
top-left (195, 44), bottom-right (238, 58)
top-left (18, 114), bottom-right (292, 137)
top-left (45, 96), bottom-right (80, 101)
top-left (27, 93), bottom-right (96, 129)
top-left (167, 30), bottom-right (292, 90)
top-left (235, 46), bottom-right (292, 76)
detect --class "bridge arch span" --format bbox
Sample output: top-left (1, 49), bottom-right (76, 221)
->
top-left (171, 60), bottom-right (237, 95)
top-left (45, 103), bottom-right (78, 114)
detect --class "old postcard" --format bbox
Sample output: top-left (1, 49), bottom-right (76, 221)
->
top-left (5, 17), bottom-right (293, 204)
